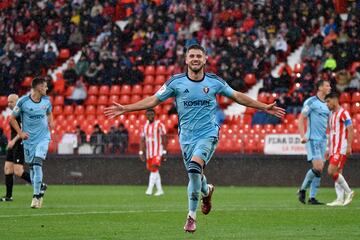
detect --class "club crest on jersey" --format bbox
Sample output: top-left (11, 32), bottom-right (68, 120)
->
top-left (203, 87), bottom-right (209, 94)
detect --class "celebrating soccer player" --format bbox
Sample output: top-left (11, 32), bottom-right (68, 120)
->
top-left (105, 44), bottom-right (285, 233)
top-left (139, 108), bottom-right (167, 196)
top-left (298, 80), bottom-right (331, 205)
top-left (325, 92), bottom-right (354, 206)
top-left (10, 77), bottom-right (53, 208)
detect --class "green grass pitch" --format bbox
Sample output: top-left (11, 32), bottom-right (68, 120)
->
top-left (0, 185), bottom-right (359, 240)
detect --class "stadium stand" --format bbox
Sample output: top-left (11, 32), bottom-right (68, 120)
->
top-left (0, 0), bottom-right (359, 154)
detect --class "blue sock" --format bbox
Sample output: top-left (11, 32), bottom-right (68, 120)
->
top-left (33, 165), bottom-right (43, 196)
top-left (300, 169), bottom-right (316, 190)
top-left (310, 177), bottom-right (321, 199)
top-left (187, 162), bottom-right (202, 214)
top-left (201, 175), bottom-right (208, 196)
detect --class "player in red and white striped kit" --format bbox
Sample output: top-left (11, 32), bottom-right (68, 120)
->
top-left (139, 108), bottom-right (167, 196)
top-left (325, 92), bottom-right (354, 206)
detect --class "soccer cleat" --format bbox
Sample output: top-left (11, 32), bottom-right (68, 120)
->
top-left (145, 189), bottom-right (152, 196)
top-left (30, 197), bottom-right (41, 209)
top-left (0, 196), bottom-right (13, 202)
top-left (343, 191), bottom-right (354, 206)
top-left (201, 184), bottom-right (214, 215)
top-left (297, 189), bottom-right (306, 204)
top-left (40, 183), bottom-right (48, 195)
top-left (184, 216), bottom-right (196, 233)
top-left (308, 198), bottom-right (324, 205)
top-left (154, 190), bottom-right (164, 196)
top-left (326, 199), bottom-right (344, 207)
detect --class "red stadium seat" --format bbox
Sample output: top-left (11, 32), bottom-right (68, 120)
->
top-left (63, 105), bottom-right (73, 115)
top-left (108, 95), bottom-right (119, 104)
top-left (351, 92), bottom-right (360, 103)
top-left (339, 92), bottom-right (351, 104)
top-left (156, 65), bottom-right (167, 75)
top-left (59, 48), bottom-right (70, 60)
top-left (132, 84), bottom-right (142, 95)
top-left (74, 105), bottom-right (85, 115)
top-left (244, 73), bottom-right (256, 86)
top-left (53, 96), bottom-right (64, 106)
top-left (65, 86), bottom-right (75, 97)
top-left (144, 75), bottom-right (155, 85)
top-left (22, 76), bottom-right (33, 87)
top-left (0, 96), bottom-right (7, 107)
top-left (144, 66), bottom-right (155, 75)
top-left (257, 93), bottom-right (268, 103)
top-left (130, 94), bottom-right (142, 103)
top-left (88, 85), bottom-right (99, 95)
top-left (275, 124), bottom-right (285, 133)
top-left (143, 85), bottom-right (154, 95)
top-left (52, 106), bottom-right (62, 116)
top-left (167, 65), bottom-right (175, 75)
top-left (110, 85), bottom-right (121, 95)
top-left (85, 95), bottom-right (97, 105)
top-left (99, 85), bottom-right (110, 95)
top-left (264, 124), bottom-right (274, 133)
top-left (268, 93), bottom-right (278, 104)
top-left (351, 103), bottom-right (360, 114)
top-left (85, 105), bottom-right (96, 115)
top-left (119, 95), bottom-right (130, 105)
top-left (155, 75), bottom-right (166, 85)
top-left (97, 95), bottom-right (108, 105)
top-left (121, 84), bottom-right (131, 94)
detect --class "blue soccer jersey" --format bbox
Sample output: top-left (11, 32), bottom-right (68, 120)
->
top-left (12, 95), bottom-right (52, 147)
top-left (156, 73), bottom-right (234, 144)
top-left (301, 96), bottom-right (330, 141)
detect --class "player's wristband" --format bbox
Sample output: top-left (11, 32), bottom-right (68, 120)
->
top-left (162, 150), bottom-right (167, 155)
top-left (139, 151), bottom-right (144, 155)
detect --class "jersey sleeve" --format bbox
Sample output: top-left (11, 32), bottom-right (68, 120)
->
top-left (12, 97), bottom-right (25, 117)
top-left (46, 101), bottom-right (52, 114)
top-left (155, 80), bottom-right (176, 102)
top-left (341, 110), bottom-right (352, 127)
top-left (218, 81), bottom-right (234, 98)
top-left (301, 99), bottom-right (312, 116)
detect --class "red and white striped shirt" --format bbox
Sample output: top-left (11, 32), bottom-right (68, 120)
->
top-left (328, 107), bottom-right (352, 155)
top-left (141, 120), bottom-right (167, 159)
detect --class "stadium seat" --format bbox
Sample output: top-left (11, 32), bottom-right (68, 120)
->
top-left (119, 95), bottom-right (130, 105)
top-left (96, 106), bottom-right (105, 116)
top-left (74, 105), bottom-right (85, 115)
top-left (65, 86), bottom-right (75, 97)
top-left (143, 85), bottom-right (154, 95)
top-left (167, 65), bottom-right (175, 75)
top-left (257, 93), bottom-right (268, 103)
top-left (154, 85), bottom-right (162, 92)
top-left (132, 84), bottom-right (142, 95)
top-left (22, 76), bottom-right (33, 87)
top-left (110, 85), bottom-right (121, 95)
top-left (52, 106), bottom-right (62, 116)
top-left (130, 94), bottom-right (141, 103)
top-left (350, 61), bottom-right (360, 73)
top-left (53, 96), bottom-right (64, 106)
top-left (66, 114), bottom-right (75, 123)
top-left (144, 66), bottom-right (156, 75)
top-left (97, 95), bottom-right (108, 105)
top-left (268, 93), bottom-right (277, 104)
top-left (0, 96), bottom-right (7, 107)
top-left (85, 95), bottom-right (97, 105)
top-left (351, 92), bottom-right (360, 103)
top-left (85, 105), bottom-right (96, 115)
top-left (59, 48), bottom-right (70, 60)
top-left (351, 103), bottom-right (360, 114)
top-left (86, 114), bottom-right (96, 122)
top-left (275, 124), bottom-right (285, 133)
top-left (253, 124), bottom-right (263, 134)
top-left (99, 85), bottom-right (110, 95)
top-left (88, 85), bottom-right (99, 95)
top-left (155, 75), bottom-right (166, 85)
top-left (144, 75), bottom-right (155, 85)
top-left (156, 65), bottom-right (167, 75)
top-left (121, 84), bottom-right (131, 94)
top-left (287, 123), bottom-right (297, 133)
top-left (167, 137), bottom-right (180, 153)
top-left (264, 124), bottom-right (274, 133)
top-left (339, 92), bottom-right (351, 104)
top-left (244, 73), bottom-right (256, 86)
top-left (108, 95), bottom-right (119, 104)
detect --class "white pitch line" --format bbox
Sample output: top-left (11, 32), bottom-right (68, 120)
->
top-left (0, 207), bottom-right (359, 218)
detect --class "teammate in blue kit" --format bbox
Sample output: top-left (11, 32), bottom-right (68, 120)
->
top-left (10, 77), bottom-right (53, 209)
top-left (105, 44), bottom-right (285, 233)
top-left (298, 80), bottom-right (331, 205)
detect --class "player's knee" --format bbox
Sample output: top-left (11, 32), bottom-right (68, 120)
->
top-left (188, 161), bottom-right (202, 174)
top-left (13, 166), bottom-right (23, 177)
top-left (311, 168), bottom-right (322, 177)
top-left (4, 163), bottom-right (14, 175)
top-left (33, 157), bottom-right (43, 166)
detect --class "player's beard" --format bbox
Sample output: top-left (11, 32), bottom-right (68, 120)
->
top-left (188, 64), bottom-right (205, 74)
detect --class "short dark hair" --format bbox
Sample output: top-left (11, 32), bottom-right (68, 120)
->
top-left (146, 108), bottom-right (155, 113)
top-left (185, 44), bottom-right (206, 55)
top-left (31, 77), bottom-right (47, 89)
top-left (316, 80), bottom-right (329, 90)
top-left (325, 91), bottom-right (339, 100)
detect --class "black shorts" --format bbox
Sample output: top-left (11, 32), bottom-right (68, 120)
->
top-left (6, 143), bottom-right (25, 165)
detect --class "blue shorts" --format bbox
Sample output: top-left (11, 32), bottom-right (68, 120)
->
top-left (180, 137), bottom-right (218, 170)
top-left (305, 140), bottom-right (326, 162)
top-left (24, 140), bottom-right (50, 164)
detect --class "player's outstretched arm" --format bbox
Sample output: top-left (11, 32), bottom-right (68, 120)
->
top-left (231, 91), bottom-right (285, 119)
top-left (104, 95), bottom-right (161, 119)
